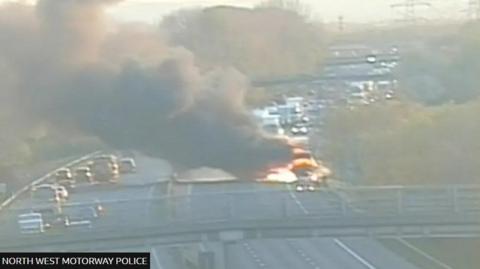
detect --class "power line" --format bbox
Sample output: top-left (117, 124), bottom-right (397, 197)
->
top-left (391, 0), bottom-right (432, 24)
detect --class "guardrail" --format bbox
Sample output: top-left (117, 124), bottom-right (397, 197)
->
top-left (4, 184), bottom-right (480, 225)
top-left (0, 151), bottom-right (101, 212)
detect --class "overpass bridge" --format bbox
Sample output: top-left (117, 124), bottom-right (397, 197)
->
top-left (324, 53), bottom-right (400, 66)
top-left (1, 184), bottom-right (479, 251)
top-left (252, 53), bottom-right (399, 87)
top-left (252, 73), bottom-right (395, 87)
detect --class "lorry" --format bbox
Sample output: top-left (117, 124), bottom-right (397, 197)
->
top-left (290, 148), bottom-right (331, 191)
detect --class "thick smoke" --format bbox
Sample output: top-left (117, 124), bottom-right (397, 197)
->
top-left (0, 0), bottom-right (291, 177)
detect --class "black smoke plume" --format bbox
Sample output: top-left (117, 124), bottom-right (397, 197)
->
top-left (0, 0), bottom-right (291, 177)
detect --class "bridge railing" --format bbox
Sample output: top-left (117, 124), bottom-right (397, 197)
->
top-left (1, 185), bottom-right (480, 250)
top-left (2, 185), bottom-right (480, 234)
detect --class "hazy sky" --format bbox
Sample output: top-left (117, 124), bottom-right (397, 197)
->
top-left (0, 0), bottom-right (469, 23)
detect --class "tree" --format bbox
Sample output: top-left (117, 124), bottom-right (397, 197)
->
top-left (398, 22), bottom-right (480, 104)
top-left (256, 0), bottom-right (311, 19)
top-left (162, 5), bottom-right (326, 80)
top-left (321, 100), bottom-right (480, 185)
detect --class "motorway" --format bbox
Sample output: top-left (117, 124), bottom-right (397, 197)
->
top-left (0, 52), bottom-right (430, 268)
top-left (0, 155), bottom-right (426, 269)
top-left (184, 180), bottom-right (421, 269)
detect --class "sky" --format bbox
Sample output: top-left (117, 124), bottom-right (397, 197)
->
top-left (104, 0), bottom-right (470, 24)
top-left (0, 0), bottom-right (471, 24)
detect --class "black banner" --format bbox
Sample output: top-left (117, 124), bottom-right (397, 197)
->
top-left (0, 253), bottom-right (149, 268)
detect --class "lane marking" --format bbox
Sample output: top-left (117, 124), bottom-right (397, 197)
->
top-left (334, 238), bottom-right (377, 269)
top-left (150, 247), bottom-right (164, 269)
top-left (242, 242), bottom-right (269, 269)
top-left (287, 185), bottom-right (309, 214)
top-left (396, 238), bottom-right (453, 269)
top-left (286, 239), bottom-right (321, 269)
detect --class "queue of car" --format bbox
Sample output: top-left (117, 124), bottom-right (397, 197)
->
top-left (18, 154), bottom-right (136, 234)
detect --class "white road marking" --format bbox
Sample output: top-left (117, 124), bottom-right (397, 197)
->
top-left (287, 239), bottom-right (321, 268)
top-left (242, 242), bottom-right (269, 268)
top-left (334, 238), bottom-right (377, 269)
top-left (150, 247), bottom-right (164, 269)
top-left (286, 185), bottom-right (374, 269)
top-left (396, 238), bottom-right (453, 269)
top-left (287, 185), bottom-right (309, 214)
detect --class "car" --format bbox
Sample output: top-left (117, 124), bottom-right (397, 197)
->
top-left (53, 185), bottom-right (69, 200)
top-left (366, 54), bottom-right (377, 64)
top-left (93, 155), bottom-right (119, 170)
top-left (89, 159), bottom-right (120, 183)
top-left (119, 158), bottom-right (137, 173)
top-left (55, 168), bottom-right (72, 180)
top-left (385, 91), bottom-right (395, 100)
top-left (291, 124), bottom-right (308, 136)
top-left (301, 116), bottom-right (310, 123)
top-left (295, 184), bottom-right (305, 192)
top-left (63, 206), bottom-right (99, 229)
top-left (291, 126), bottom-right (300, 135)
top-left (307, 185), bottom-right (315, 192)
top-left (31, 184), bottom-right (65, 203)
top-left (56, 179), bottom-right (75, 190)
top-left (74, 166), bottom-right (93, 183)
top-left (94, 154), bottom-right (118, 163)
top-left (299, 126), bottom-right (308, 135)
top-left (54, 168), bottom-right (75, 189)
top-left (33, 184), bottom-right (69, 200)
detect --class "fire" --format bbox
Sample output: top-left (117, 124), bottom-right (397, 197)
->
top-left (258, 141), bottom-right (333, 185)
top-left (263, 167), bottom-right (298, 183)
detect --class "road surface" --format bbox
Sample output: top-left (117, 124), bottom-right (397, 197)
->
top-left (0, 154), bottom-right (422, 269)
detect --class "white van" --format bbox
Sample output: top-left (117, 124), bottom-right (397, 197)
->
top-left (18, 212), bottom-right (45, 234)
